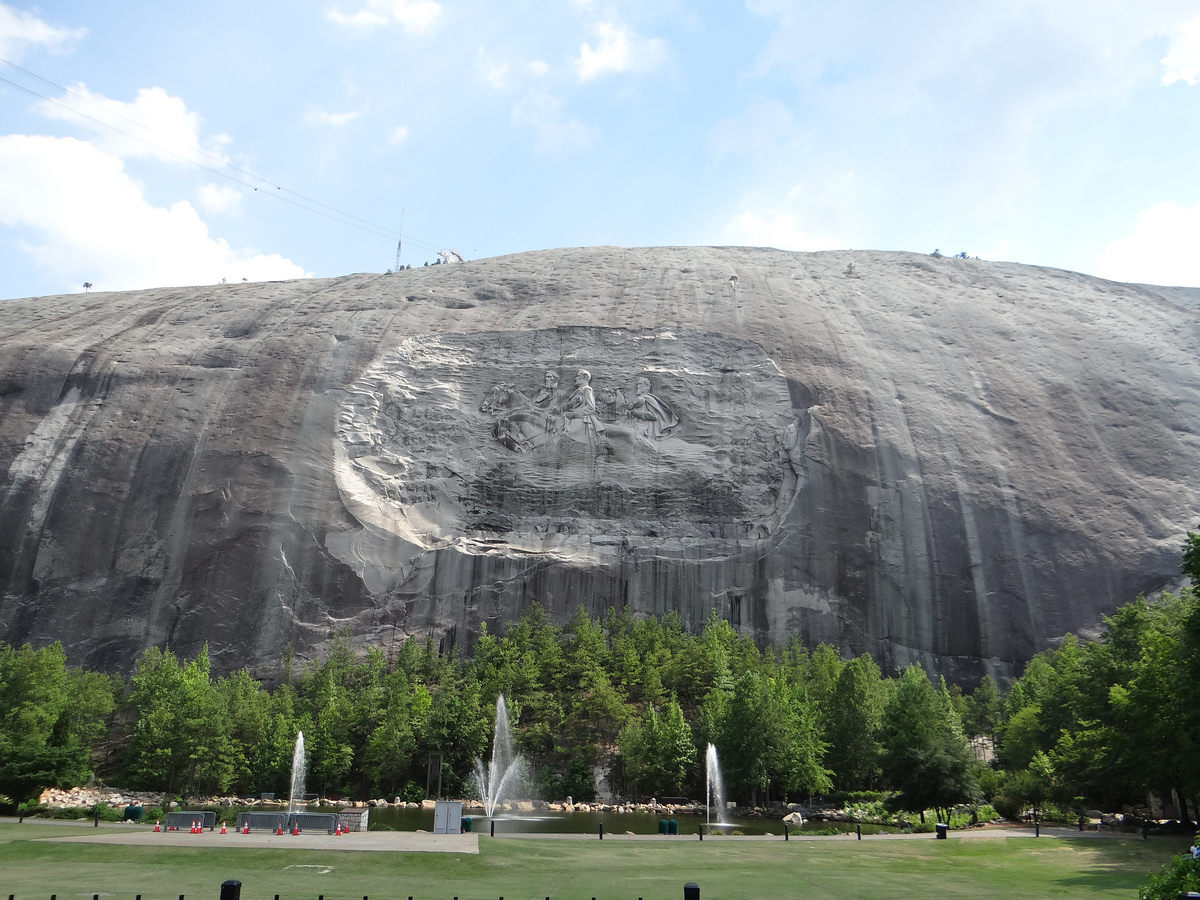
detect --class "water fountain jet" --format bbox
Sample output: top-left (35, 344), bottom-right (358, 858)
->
top-left (471, 695), bottom-right (524, 817)
top-left (288, 731), bottom-right (306, 815)
top-left (705, 743), bottom-right (726, 828)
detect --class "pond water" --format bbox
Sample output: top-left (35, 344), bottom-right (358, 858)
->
top-left (360, 805), bottom-right (896, 837)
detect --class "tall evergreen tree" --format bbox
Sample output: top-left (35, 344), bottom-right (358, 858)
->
top-left (880, 664), bottom-right (978, 822)
top-left (824, 653), bottom-right (885, 790)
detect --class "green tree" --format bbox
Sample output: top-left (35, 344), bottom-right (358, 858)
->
top-left (215, 668), bottom-right (271, 794)
top-left (617, 700), bottom-right (695, 797)
top-left (1182, 528), bottom-right (1200, 584)
top-left (764, 675), bottom-right (831, 800)
top-left (824, 653), bottom-right (885, 790)
top-left (362, 669), bottom-right (428, 796)
top-left (0, 642), bottom-right (115, 806)
top-left (964, 673), bottom-right (1003, 740)
top-left (250, 681), bottom-right (302, 796)
top-left (880, 664), bottom-right (978, 823)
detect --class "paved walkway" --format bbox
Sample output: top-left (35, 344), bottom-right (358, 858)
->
top-left (489, 825), bottom-right (1152, 842)
top-left (0, 819), bottom-right (478, 854)
top-left (2, 817), bottom-right (1170, 853)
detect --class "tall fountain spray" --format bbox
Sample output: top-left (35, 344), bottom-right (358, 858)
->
top-left (705, 743), bottom-right (726, 827)
top-left (471, 695), bottom-right (523, 817)
top-left (288, 731), bottom-right (306, 815)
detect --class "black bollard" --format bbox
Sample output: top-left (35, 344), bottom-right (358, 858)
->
top-left (684, 884), bottom-right (700, 900)
top-left (698, 827), bottom-right (703, 841)
top-left (490, 819), bottom-right (495, 837)
top-left (1034, 821), bottom-right (1040, 838)
top-left (599, 823), bottom-right (604, 840)
top-left (219, 881), bottom-right (241, 900)
top-left (784, 827), bottom-right (789, 841)
top-left (857, 824), bottom-right (862, 840)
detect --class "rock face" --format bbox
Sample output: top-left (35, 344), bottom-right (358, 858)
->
top-left (0, 247), bottom-right (1197, 682)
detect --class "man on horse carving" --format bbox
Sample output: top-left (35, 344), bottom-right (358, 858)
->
top-left (561, 369), bottom-right (607, 440)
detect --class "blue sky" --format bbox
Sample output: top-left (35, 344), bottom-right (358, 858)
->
top-left (2, 0), bottom-right (1200, 299)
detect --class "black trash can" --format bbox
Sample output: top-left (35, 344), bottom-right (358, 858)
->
top-left (935, 823), bottom-right (948, 839)
top-left (668, 818), bottom-right (679, 835)
top-left (658, 818), bottom-right (669, 834)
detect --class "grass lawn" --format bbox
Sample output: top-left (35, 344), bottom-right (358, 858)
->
top-left (0, 823), bottom-right (1188, 900)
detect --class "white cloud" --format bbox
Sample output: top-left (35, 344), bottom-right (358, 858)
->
top-left (0, 134), bottom-right (307, 291)
top-left (0, 2), bottom-right (85, 60)
top-left (575, 21), bottom-right (669, 81)
top-left (476, 47), bottom-right (511, 90)
top-left (303, 105), bottom-right (364, 127)
top-left (1096, 201), bottom-right (1200, 286)
top-left (388, 124), bottom-right (408, 145)
top-left (979, 238), bottom-right (1012, 262)
top-left (326, 0), bottom-right (441, 35)
top-left (511, 90), bottom-right (596, 155)
top-left (34, 83), bottom-right (230, 167)
top-left (709, 99), bottom-right (798, 160)
top-left (722, 208), bottom-right (843, 252)
top-left (1162, 15), bottom-right (1200, 85)
top-left (477, 48), bottom-right (552, 92)
top-left (197, 183), bottom-right (243, 215)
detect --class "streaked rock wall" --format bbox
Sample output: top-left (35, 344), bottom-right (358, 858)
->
top-left (1, 247), bottom-right (1196, 681)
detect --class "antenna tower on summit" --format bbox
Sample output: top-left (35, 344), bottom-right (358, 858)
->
top-left (394, 209), bottom-right (405, 270)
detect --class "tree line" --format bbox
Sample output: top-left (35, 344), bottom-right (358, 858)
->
top-left (3, 533), bottom-right (1198, 825)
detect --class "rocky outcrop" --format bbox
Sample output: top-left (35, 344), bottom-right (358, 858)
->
top-left (1, 247), bottom-right (1197, 681)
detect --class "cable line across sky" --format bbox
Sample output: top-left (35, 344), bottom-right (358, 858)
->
top-left (0, 56), bottom-right (447, 258)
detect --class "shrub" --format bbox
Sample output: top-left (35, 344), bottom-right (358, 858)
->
top-left (1138, 846), bottom-right (1200, 899)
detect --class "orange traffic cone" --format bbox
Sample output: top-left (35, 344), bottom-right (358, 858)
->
top-left (220, 822), bottom-right (227, 834)
top-left (242, 822), bottom-right (250, 834)
top-left (292, 824), bottom-right (299, 835)
top-left (153, 820), bottom-right (160, 832)
top-left (334, 823), bottom-right (341, 836)
top-left (276, 823), bottom-right (283, 835)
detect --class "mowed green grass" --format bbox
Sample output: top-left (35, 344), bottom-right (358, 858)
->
top-left (0, 824), bottom-right (1186, 900)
